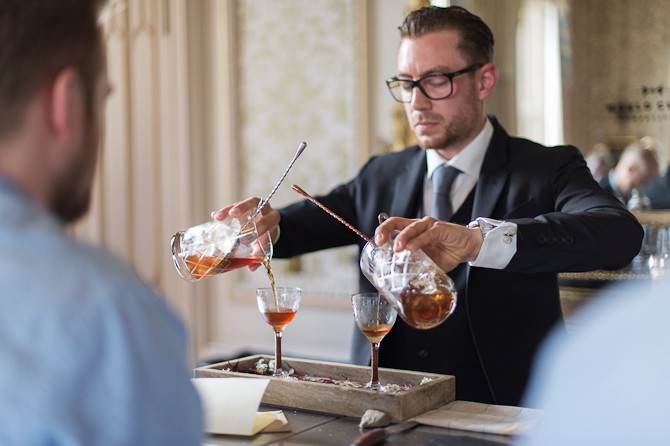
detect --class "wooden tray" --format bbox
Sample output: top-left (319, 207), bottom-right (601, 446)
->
top-left (193, 355), bottom-right (455, 422)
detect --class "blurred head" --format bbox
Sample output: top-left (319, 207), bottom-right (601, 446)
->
top-left (0, 0), bottom-right (110, 222)
top-left (614, 139), bottom-right (660, 199)
top-left (586, 142), bottom-right (613, 182)
top-left (394, 6), bottom-right (498, 158)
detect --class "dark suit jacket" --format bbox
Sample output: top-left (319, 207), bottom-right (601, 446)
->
top-left (274, 117), bottom-right (643, 405)
top-left (644, 166), bottom-right (670, 209)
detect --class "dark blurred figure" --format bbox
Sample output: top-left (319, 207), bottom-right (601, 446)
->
top-left (599, 138), bottom-right (660, 204)
top-left (643, 165), bottom-right (670, 209)
top-left (585, 142), bottom-right (612, 183)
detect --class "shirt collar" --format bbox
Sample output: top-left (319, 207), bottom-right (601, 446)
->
top-left (426, 118), bottom-right (493, 180)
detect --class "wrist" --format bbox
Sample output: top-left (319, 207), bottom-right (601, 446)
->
top-left (466, 219), bottom-right (487, 261)
top-left (467, 217), bottom-right (499, 240)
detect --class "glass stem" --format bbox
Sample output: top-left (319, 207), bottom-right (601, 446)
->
top-left (274, 330), bottom-right (283, 374)
top-left (370, 341), bottom-right (380, 388)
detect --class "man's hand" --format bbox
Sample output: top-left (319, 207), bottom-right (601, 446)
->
top-left (374, 216), bottom-right (484, 273)
top-left (211, 197), bottom-right (281, 271)
top-left (211, 197), bottom-right (281, 243)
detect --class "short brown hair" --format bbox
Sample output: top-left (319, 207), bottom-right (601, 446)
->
top-left (0, 0), bottom-right (106, 139)
top-left (399, 6), bottom-right (494, 65)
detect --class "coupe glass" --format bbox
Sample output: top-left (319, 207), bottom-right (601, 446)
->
top-left (351, 292), bottom-right (397, 390)
top-left (256, 286), bottom-right (301, 377)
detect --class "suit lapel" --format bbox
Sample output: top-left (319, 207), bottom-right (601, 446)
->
top-left (389, 148), bottom-right (426, 218)
top-left (385, 119), bottom-right (512, 222)
top-left (472, 119), bottom-right (510, 220)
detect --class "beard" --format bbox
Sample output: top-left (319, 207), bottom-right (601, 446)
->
top-left (411, 85), bottom-right (482, 152)
top-left (50, 121), bottom-right (99, 224)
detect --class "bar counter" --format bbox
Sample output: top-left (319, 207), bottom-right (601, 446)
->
top-left (205, 405), bottom-right (515, 446)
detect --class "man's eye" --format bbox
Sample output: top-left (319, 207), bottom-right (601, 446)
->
top-left (398, 80), bottom-right (414, 91)
top-left (424, 76), bottom-right (450, 88)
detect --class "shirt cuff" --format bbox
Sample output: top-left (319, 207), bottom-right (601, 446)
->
top-left (468, 218), bottom-right (517, 269)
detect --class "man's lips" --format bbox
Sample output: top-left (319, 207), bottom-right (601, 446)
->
top-left (414, 121), bottom-right (438, 131)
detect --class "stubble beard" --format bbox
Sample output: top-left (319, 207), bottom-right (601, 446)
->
top-left (412, 87), bottom-right (482, 153)
top-left (50, 122), bottom-right (98, 224)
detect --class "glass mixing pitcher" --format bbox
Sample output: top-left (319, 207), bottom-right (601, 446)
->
top-left (360, 235), bottom-right (457, 330)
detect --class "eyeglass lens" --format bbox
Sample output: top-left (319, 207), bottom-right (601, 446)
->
top-left (389, 75), bottom-right (454, 102)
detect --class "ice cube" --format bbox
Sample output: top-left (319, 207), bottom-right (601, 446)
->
top-left (210, 218), bottom-right (241, 256)
top-left (182, 218), bottom-right (241, 257)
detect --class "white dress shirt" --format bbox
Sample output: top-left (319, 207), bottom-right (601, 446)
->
top-left (423, 118), bottom-right (517, 269)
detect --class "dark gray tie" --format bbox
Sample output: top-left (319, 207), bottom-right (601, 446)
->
top-left (432, 164), bottom-right (461, 221)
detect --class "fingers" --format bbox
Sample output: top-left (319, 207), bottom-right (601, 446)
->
top-left (394, 217), bottom-right (441, 251)
top-left (254, 209), bottom-right (281, 241)
top-left (210, 205), bottom-right (234, 221)
top-left (211, 197), bottom-right (262, 220)
top-left (373, 216), bottom-right (440, 250)
top-left (211, 197), bottom-right (282, 243)
top-left (374, 217), bottom-right (416, 246)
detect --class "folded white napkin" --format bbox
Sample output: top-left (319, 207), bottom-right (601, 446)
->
top-left (192, 378), bottom-right (291, 436)
top-left (412, 400), bottom-right (541, 436)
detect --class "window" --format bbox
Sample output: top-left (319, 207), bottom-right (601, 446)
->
top-left (516, 0), bottom-right (565, 146)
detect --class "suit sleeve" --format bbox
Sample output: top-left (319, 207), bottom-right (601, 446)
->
top-left (504, 146), bottom-right (643, 273)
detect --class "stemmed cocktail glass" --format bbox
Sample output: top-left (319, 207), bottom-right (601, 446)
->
top-left (351, 292), bottom-right (397, 390)
top-left (256, 286), bottom-right (301, 377)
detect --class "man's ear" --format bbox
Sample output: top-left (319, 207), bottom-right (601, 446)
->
top-left (477, 63), bottom-right (498, 101)
top-left (48, 68), bottom-right (83, 145)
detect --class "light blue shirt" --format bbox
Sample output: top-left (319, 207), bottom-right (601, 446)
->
top-left (521, 278), bottom-right (670, 445)
top-left (0, 176), bottom-right (203, 445)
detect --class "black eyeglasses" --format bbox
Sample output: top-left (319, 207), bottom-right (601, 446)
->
top-left (385, 64), bottom-right (483, 103)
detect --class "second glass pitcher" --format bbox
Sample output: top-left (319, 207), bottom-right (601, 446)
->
top-left (360, 235), bottom-right (457, 330)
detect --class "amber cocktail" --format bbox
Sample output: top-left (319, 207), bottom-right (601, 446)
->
top-left (171, 215), bottom-right (272, 282)
top-left (257, 286), bottom-right (301, 377)
top-left (351, 292), bottom-right (397, 390)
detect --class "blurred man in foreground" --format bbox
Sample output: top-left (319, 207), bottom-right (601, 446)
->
top-left (0, 1), bottom-right (202, 444)
top-left (520, 278), bottom-right (669, 445)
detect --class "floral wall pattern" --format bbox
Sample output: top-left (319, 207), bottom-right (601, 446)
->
top-left (231, 0), bottom-right (362, 305)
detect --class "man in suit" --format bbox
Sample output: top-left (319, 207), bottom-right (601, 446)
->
top-left (215, 6), bottom-right (642, 406)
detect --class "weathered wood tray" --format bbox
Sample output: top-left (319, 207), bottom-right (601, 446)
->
top-left (193, 355), bottom-right (455, 422)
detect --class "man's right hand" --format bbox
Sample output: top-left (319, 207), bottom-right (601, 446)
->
top-left (211, 197), bottom-right (281, 244)
top-left (374, 216), bottom-right (484, 273)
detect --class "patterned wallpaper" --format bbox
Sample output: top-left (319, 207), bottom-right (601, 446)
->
top-left (568, 0), bottom-right (670, 161)
top-left (232, 0), bottom-right (361, 304)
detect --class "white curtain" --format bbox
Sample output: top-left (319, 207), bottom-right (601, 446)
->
top-left (516, 0), bottom-right (564, 146)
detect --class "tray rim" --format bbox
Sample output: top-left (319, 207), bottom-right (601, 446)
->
top-left (194, 354), bottom-right (456, 421)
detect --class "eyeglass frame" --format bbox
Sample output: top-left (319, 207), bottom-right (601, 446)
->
top-left (385, 63), bottom-right (484, 103)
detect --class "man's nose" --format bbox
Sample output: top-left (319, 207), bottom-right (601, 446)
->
top-left (409, 86), bottom-right (432, 109)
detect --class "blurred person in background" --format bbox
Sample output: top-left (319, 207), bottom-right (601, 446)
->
top-left (599, 138), bottom-right (660, 204)
top-left (0, 1), bottom-right (202, 444)
top-left (585, 142), bottom-right (612, 183)
top-left (643, 164), bottom-right (670, 209)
